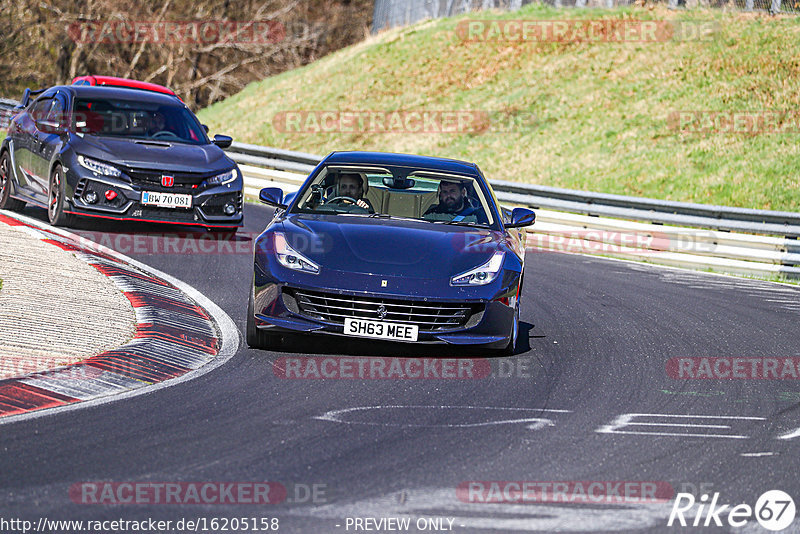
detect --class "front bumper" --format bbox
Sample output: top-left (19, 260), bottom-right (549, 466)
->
top-left (63, 164), bottom-right (244, 228)
top-left (251, 281), bottom-right (516, 349)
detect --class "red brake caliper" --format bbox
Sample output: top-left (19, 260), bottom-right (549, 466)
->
top-left (51, 174), bottom-right (59, 206)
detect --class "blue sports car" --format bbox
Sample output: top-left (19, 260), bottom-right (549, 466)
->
top-left (247, 151), bottom-right (535, 354)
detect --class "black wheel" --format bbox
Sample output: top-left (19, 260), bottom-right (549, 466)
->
top-left (246, 290), bottom-right (283, 350)
top-left (48, 165), bottom-right (74, 227)
top-left (0, 151), bottom-right (26, 211)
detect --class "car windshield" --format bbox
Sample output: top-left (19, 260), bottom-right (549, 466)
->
top-left (293, 165), bottom-right (495, 227)
top-left (71, 98), bottom-right (206, 145)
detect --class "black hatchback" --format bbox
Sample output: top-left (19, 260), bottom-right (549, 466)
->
top-left (0, 85), bottom-right (243, 230)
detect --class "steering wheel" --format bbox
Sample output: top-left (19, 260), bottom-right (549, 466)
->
top-left (325, 196), bottom-right (358, 205)
top-left (151, 131), bottom-right (179, 139)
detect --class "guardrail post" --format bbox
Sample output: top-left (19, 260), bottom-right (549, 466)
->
top-left (770, 0), bottom-right (781, 12)
top-left (575, 0), bottom-right (587, 7)
top-left (745, 0), bottom-right (754, 10)
top-left (668, 0), bottom-right (679, 8)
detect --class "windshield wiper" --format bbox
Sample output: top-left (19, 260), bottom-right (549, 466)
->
top-left (429, 220), bottom-right (488, 228)
top-left (367, 213), bottom-right (421, 222)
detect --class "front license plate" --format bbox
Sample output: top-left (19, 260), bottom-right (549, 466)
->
top-left (344, 318), bottom-right (419, 342)
top-left (141, 191), bottom-right (192, 209)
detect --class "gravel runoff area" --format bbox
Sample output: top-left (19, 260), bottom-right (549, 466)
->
top-left (0, 218), bottom-right (136, 380)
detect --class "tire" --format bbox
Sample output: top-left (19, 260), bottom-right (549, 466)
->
top-left (47, 165), bottom-right (74, 227)
top-left (246, 290), bottom-right (283, 350)
top-left (0, 151), bottom-right (26, 211)
top-left (500, 302), bottom-right (520, 356)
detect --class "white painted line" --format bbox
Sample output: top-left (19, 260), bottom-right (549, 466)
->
top-left (740, 452), bottom-right (778, 457)
top-left (314, 405), bottom-right (570, 429)
top-left (778, 427), bottom-right (800, 440)
top-left (625, 422), bottom-right (732, 429)
top-left (596, 413), bottom-right (766, 440)
top-left (0, 211), bottom-right (240, 426)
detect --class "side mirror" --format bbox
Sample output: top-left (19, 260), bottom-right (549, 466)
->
top-left (259, 187), bottom-right (287, 208)
top-left (504, 207), bottom-right (535, 228)
top-left (213, 134), bottom-right (232, 149)
top-left (202, 124), bottom-right (209, 133)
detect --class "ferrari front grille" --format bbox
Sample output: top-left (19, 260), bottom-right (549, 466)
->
top-left (289, 289), bottom-right (481, 332)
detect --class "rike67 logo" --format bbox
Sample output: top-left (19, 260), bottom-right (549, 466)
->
top-left (668, 490), bottom-right (796, 531)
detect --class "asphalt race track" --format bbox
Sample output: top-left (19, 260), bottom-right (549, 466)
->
top-left (1, 202), bottom-right (799, 533)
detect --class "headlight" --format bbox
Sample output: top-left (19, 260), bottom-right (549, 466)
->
top-left (451, 251), bottom-right (504, 286)
top-left (274, 232), bottom-right (320, 274)
top-left (77, 155), bottom-right (121, 177)
top-left (206, 168), bottom-right (237, 186)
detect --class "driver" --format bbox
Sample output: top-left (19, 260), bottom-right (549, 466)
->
top-left (423, 179), bottom-right (484, 222)
top-left (147, 111), bottom-right (170, 136)
top-left (331, 172), bottom-right (374, 212)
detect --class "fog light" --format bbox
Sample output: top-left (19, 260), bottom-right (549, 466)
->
top-left (224, 203), bottom-right (236, 215)
top-left (84, 190), bottom-right (98, 204)
top-left (105, 190), bottom-right (117, 201)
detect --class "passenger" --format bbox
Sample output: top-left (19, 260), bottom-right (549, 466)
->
top-left (423, 179), bottom-right (485, 223)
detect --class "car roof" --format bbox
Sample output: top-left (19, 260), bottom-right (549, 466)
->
top-left (323, 151), bottom-right (479, 176)
top-left (54, 85), bottom-right (185, 106)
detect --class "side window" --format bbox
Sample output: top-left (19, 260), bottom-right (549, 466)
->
top-left (29, 98), bottom-right (53, 123)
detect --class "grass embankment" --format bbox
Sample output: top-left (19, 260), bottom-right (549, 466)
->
top-left (199, 5), bottom-right (800, 211)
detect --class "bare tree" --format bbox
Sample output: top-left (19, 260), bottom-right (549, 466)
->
top-left (0, 0), bottom-right (373, 108)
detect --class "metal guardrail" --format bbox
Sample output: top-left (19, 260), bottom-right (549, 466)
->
top-left (0, 98), bottom-right (19, 129)
top-left (224, 143), bottom-right (800, 238)
top-left (226, 145), bottom-right (800, 280)
top-left (226, 142), bottom-right (318, 174)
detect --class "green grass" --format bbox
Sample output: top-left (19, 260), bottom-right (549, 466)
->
top-left (198, 5), bottom-right (800, 211)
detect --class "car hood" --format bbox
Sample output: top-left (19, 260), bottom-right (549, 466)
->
top-left (278, 214), bottom-right (508, 279)
top-left (70, 134), bottom-right (232, 172)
